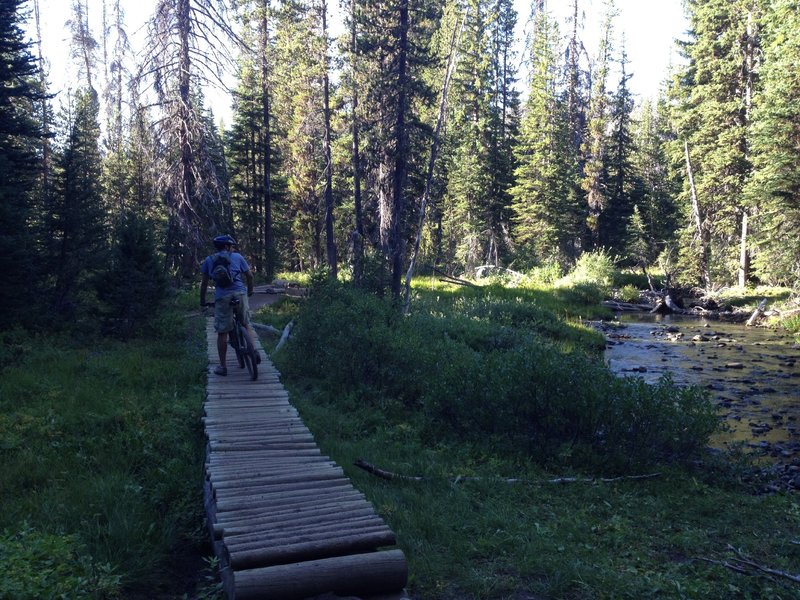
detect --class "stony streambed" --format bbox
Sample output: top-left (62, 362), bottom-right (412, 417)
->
top-left (596, 313), bottom-right (800, 488)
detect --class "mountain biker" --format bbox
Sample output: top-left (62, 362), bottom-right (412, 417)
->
top-left (200, 234), bottom-right (259, 376)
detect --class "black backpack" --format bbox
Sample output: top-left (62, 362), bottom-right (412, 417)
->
top-left (210, 251), bottom-right (234, 288)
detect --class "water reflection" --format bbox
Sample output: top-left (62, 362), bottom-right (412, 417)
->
top-left (599, 313), bottom-right (800, 460)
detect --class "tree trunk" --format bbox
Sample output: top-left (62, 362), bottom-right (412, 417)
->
top-left (33, 0), bottom-right (51, 201)
top-left (684, 140), bottom-right (711, 289)
top-left (260, 0), bottom-right (274, 282)
top-left (178, 0), bottom-right (195, 228)
top-left (739, 209), bottom-right (749, 287)
top-left (402, 10), bottom-right (465, 314)
top-left (321, 0), bottom-right (337, 279)
top-left (389, 0), bottom-right (410, 300)
top-left (350, 0), bottom-right (364, 283)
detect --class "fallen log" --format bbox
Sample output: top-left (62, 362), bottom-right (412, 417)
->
top-left (602, 300), bottom-right (651, 312)
top-left (430, 266), bottom-right (476, 287)
top-left (746, 298), bottom-right (768, 327)
top-left (274, 320), bottom-right (294, 353)
top-left (354, 459), bottom-right (660, 485)
top-left (234, 549), bottom-right (408, 600)
top-left (252, 322), bottom-right (281, 336)
top-left (228, 529), bottom-right (397, 570)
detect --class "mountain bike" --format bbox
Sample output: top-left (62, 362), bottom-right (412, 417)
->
top-left (205, 297), bottom-right (259, 381)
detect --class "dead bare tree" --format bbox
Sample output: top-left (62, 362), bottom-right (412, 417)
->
top-left (68, 0), bottom-right (98, 95)
top-left (402, 8), bottom-right (466, 315)
top-left (137, 0), bottom-right (243, 274)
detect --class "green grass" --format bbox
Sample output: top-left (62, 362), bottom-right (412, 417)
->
top-left (716, 285), bottom-right (793, 310)
top-left (257, 277), bottom-right (800, 599)
top-left (0, 303), bottom-right (211, 598)
top-left (2, 275), bottom-right (796, 599)
top-left (284, 390), bottom-right (800, 599)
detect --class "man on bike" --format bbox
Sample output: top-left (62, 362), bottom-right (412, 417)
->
top-left (200, 234), bottom-right (259, 376)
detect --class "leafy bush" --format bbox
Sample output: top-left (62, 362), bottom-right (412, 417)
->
top-left (558, 249), bottom-right (618, 290)
top-left (278, 282), bottom-right (718, 472)
top-left (0, 528), bottom-right (121, 599)
top-left (618, 284), bottom-right (641, 303)
top-left (525, 261), bottom-right (563, 286)
top-left (553, 281), bottom-right (605, 307)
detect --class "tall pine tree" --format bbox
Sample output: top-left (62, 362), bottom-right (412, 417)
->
top-left (746, 0), bottom-right (800, 286)
top-left (0, 0), bottom-right (46, 327)
top-left (510, 4), bottom-right (582, 267)
top-left (669, 0), bottom-right (762, 288)
top-left (45, 89), bottom-right (107, 317)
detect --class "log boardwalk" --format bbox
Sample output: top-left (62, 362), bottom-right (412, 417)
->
top-left (203, 320), bottom-right (409, 600)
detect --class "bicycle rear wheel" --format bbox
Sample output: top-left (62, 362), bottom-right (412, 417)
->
top-left (241, 325), bottom-right (258, 381)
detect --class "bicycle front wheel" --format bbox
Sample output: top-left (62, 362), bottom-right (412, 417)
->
top-left (241, 325), bottom-right (258, 381)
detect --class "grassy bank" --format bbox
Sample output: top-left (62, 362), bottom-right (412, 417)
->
top-left (0, 298), bottom-right (211, 598)
top-left (255, 278), bottom-right (800, 600)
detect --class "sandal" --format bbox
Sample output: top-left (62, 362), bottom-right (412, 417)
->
top-left (214, 365), bottom-right (228, 376)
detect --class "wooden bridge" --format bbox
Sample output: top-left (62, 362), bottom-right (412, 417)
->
top-left (203, 321), bottom-right (409, 600)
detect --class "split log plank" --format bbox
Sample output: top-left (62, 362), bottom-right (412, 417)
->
top-left (234, 550), bottom-right (408, 600)
top-left (224, 522), bottom-right (393, 554)
top-left (228, 530), bottom-right (397, 570)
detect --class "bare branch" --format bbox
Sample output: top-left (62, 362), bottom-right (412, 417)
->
top-left (354, 460), bottom-right (661, 485)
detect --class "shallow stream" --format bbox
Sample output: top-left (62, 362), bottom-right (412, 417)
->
top-left (598, 313), bottom-right (800, 463)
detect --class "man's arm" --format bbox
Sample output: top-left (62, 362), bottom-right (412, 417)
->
top-left (200, 273), bottom-right (209, 306)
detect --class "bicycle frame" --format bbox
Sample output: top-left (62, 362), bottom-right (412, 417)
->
top-left (207, 297), bottom-right (258, 380)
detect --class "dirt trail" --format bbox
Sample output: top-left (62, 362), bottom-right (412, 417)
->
top-left (248, 285), bottom-right (306, 311)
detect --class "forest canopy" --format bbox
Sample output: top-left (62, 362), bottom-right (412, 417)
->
top-left (2, 0), bottom-right (799, 329)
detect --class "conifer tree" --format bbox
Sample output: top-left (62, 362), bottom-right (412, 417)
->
top-left (441, 0), bottom-right (495, 271)
top-left (68, 0), bottom-right (98, 95)
top-left (228, 0), bottom-right (278, 279)
top-left (628, 96), bottom-right (679, 267)
top-left (45, 89), bottom-right (107, 317)
top-left (486, 0), bottom-right (519, 265)
top-left (581, 0), bottom-right (614, 250)
top-left (0, 0), bottom-right (46, 327)
top-left (440, 0), bottom-right (517, 272)
top-left (270, 0), bottom-right (329, 271)
top-left (96, 210), bottom-right (168, 338)
top-left (510, 5), bottom-right (582, 266)
top-left (669, 0), bottom-right (762, 288)
top-left (356, 0), bottom-right (435, 297)
top-left (602, 40), bottom-right (637, 255)
top-left (102, 0), bottom-right (135, 215)
top-left (746, 0), bottom-right (800, 286)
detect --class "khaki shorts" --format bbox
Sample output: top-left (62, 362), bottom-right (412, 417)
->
top-left (214, 293), bottom-right (250, 333)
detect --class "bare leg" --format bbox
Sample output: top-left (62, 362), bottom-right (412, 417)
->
top-left (217, 332), bottom-right (228, 367)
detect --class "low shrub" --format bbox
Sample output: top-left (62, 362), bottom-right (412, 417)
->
top-left (0, 528), bottom-right (121, 599)
top-left (558, 249), bottom-right (617, 291)
top-left (553, 281), bottom-right (606, 308)
top-left (618, 284), bottom-right (641, 303)
top-left (524, 262), bottom-right (563, 286)
top-left (277, 281), bottom-right (718, 472)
